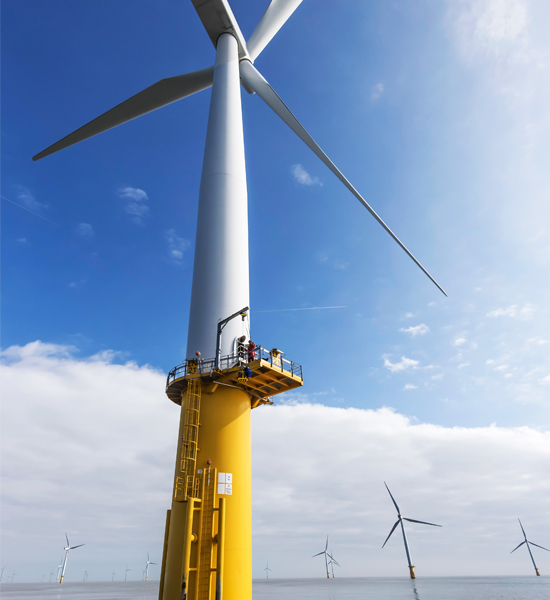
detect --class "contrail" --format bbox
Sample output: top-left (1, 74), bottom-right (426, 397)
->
top-left (256, 306), bottom-right (347, 313)
top-left (1, 195), bottom-right (70, 231)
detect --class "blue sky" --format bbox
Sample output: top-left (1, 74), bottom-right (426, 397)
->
top-left (2, 0), bottom-right (550, 582)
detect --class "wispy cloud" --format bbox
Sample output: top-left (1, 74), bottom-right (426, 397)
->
top-left (256, 306), bottom-right (346, 313)
top-left (76, 223), bottom-right (94, 239)
top-left (403, 383), bottom-right (418, 390)
top-left (291, 164), bottom-right (322, 186)
top-left (454, 336), bottom-right (468, 346)
top-left (14, 185), bottom-right (48, 212)
top-left (486, 303), bottom-right (535, 320)
top-left (119, 187), bottom-right (149, 224)
top-left (165, 229), bottom-right (190, 265)
top-left (370, 82), bottom-right (384, 101)
top-left (400, 323), bottom-right (429, 337)
top-left (382, 355), bottom-right (419, 373)
top-left (458, 363), bottom-right (470, 369)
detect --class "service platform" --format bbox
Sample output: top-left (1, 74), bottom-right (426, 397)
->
top-left (166, 344), bottom-right (303, 408)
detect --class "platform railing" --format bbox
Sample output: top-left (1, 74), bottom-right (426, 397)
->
top-left (166, 344), bottom-right (303, 389)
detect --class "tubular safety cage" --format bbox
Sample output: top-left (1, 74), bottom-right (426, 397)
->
top-left (166, 345), bottom-right (303, 389)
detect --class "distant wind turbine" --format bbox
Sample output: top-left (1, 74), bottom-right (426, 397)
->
top-left (0, 565), bottom-right (7, 582)
top-left (49, 570), bottom-right (55, 583)
top-left (10, 572), bottom-right (16, 583)
top-left (145, 553), bottom-right (156, 582)
top-left (313, 536), bottom-right (337, 579)
top-left (59, 533), bottom-right (85, 583)
top-left (382, 483), bottom-right (441, 579)
top-left (83, 571), bottom-right (89, 582)
top-left (263, 561), bottom-right (272, 579)
top-left (511, 518), bottom-right (549, 576)
top-left (125, 564), bottom-right (131, 582)
top-left (328, 550), bottom-right (340, 578)
top-left (112, 571), bottom-right (116, 582)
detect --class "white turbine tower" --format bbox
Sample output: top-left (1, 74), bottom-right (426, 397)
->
top-left (59, 534), bottom-right (85, 584)
top-left (145, 553), bottom-right (156, 582)
top-left (125, 564), bottom-right (131, 582)
top-left (511, 518), bottom-right (549, 576)
top-left (328, 550), bottom-right (340, 578)
top-left (33, 0), bottom-right (446, 361)
top-left (263, 561), bottom-right (272, 579)
top-left (382, 483), bottom-right (441, 579)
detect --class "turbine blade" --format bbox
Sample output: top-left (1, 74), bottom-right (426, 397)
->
top-left (70, 544), bottom-right (85, 550)
top-left (65, 533), bottom-right (69, 547)
top-left (150, 562), bottom-right (157, 565)
top-left (518, 518), bottom-right (527, 538)
top-left (403, 518), bottom-right (442, 527)
top-left (528, 541), bottom-right (550, 552)
top-left (325, 536), bottom-right (329, 551)
top-left (327, 554), bottom-right (341, 567)
top-left (384, 482), bottom-right (401, 514)
top-left (312, 551), bottom-right (325, 558)
top-left (382, 520), bottom-right (400, 548)
top-left (239, 61), bottom-right (447, 296)
top-left (33, 67), bottom-right (214, 161)
top-left (247, 0), bottom-right (303, 61)
top-left (511, 541), bottom-right (526, 554)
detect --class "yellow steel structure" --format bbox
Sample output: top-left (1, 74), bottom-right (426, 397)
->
top-left (159, 349), bottom-right (302, 600)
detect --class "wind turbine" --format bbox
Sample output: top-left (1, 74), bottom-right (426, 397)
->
top-left (328, 550), bottom-right (340, 578)
top-left (59, 534), bottom-right (85, 583)
top-left (382, 483), bottom-right (441, 579)
top-left (125, 564), bottom-right (131, 582)
top-left (49, 570), bottom-right (55, 583)
top-left (83, 571), bottom-right (89, 582)
top-left (33, 2), bottom-right (446, 598)
top-left (313, 536), bottom-right (337, 579)
top-left (0, 565), bottom-right (6, 582)
top-left (144, 553), bottom-right (156, 582)
top-left (112, 571), bottom-right (117, 582)
top-left (263, 561), bottom-right (272, 579)
top-left (10, 572), bottom-right (17, 583)
top-left (511, 518), bottom-right (549, 576)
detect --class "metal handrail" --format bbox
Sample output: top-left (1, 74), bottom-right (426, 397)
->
top-left (166, 344), bottom-right (303, 389)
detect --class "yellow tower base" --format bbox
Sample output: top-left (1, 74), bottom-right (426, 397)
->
top-left (409, 566), bottom-right (416, 579)
top-left (536, 569), bottom-right (541, 576)
top-left (159, 347), bottom-right (303, 600)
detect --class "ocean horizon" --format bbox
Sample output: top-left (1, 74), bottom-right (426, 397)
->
top-left (1, 575), bottom-right (548, 599)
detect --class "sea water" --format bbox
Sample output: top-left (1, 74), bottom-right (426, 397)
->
top-left (0, 577), bottom-right (548, 600)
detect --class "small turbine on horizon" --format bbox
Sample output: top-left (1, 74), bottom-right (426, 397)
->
top-left (59, 534), bottom-right (85, 583)
top-left (328, 550), bottom-right (340, 578)
top-left (382, 483), bottom-right (441, 579)
top-left (144, 553), bottom-right (156, 582)
top-left (49, 570), bottom-right (55, 583)
top-left (125, 564), bottom-right (131, 582)
top-left (511, 518), bottom-right (549, 576)
top-left (112, 571), bottom-right (116, 582)
top-left (313, 536), bottom-right (337, 579)
top-left (83, 571), bottom-right (89, 582)
top-left (0, 566), bottom-right (7, 582)
top-left (263, 561), bottom-right (272, 579)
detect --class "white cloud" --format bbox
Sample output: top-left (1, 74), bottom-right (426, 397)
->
top-left (76, 223), bottom-right (94, 239)
top-left (458, 363), bottom-right (470, 369)
top-left (14, 185), bottom-right (47, 212)
top-left (454, 336), bottom-right (468, 346)
top-left (399, 324), bottom-right (430, 337)
top-left (382, 355), bottom-right (420, 373)
top-left (165, 229), bottom-right (190, 265)
top-left (403, 383), bottom-right (418, 390)
top-left (494, 365), bottom-right (509, 371)
top-left (2, 341), bottom-right (550, 579)
top-left (16, 237), bottom-right (28, 243)
top-left (370, 82), bottom-right (384, 101)
top-left (431, 373), bottom-right (444, 381)
top-left (118, 187), bottom-right (150, 223)
top-left (486, 303), bottom-right (535, 320)
top-left (291, 164), bottom-right (321, 186)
